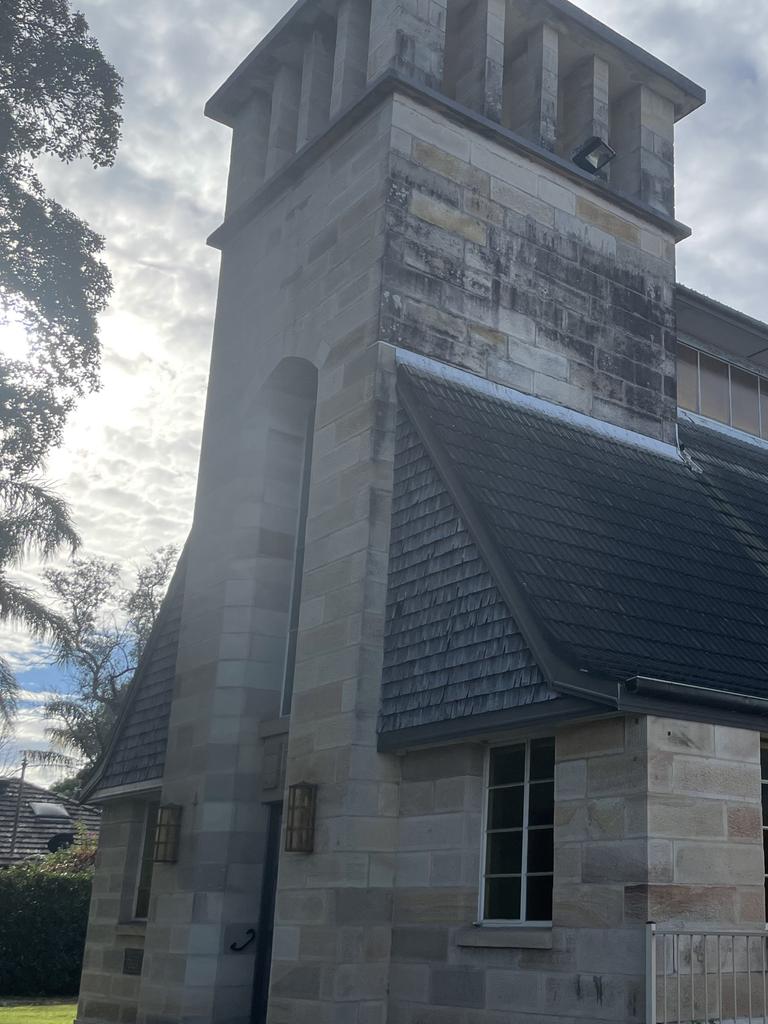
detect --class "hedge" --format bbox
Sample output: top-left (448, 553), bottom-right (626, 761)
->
top-left (0, 835), bottom-right (95, 997)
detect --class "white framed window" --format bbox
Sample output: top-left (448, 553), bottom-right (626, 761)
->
top-left (481, 738), bottom-right (555, 923)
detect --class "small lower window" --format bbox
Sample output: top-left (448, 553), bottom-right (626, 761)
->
top-left (482, 738), bottom-right (555, 923)
top-left (135, 802), bottom-right (159, 920)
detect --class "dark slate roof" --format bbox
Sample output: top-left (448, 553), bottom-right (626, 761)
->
top-left (0, 778), bottom-right (100, 865)
top-left (381, 410), bottom-right (554, 733)
top-left (382, 358), bottom-right (768, 738)
top-left (83, 549), bottom-right (187, 798)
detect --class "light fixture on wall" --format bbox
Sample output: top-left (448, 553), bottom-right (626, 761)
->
top-left (285, 782), bottom-right (317, 853)
top-left (153, 804), bottom-right (183, 863)
top-left (572, 135), bottom-right (616, 174)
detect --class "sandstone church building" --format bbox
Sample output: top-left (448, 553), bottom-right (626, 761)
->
top-left (75, 0), bottom-right (768, 1022)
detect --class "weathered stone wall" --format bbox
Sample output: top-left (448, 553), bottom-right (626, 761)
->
top-left (128, 99), bottom-right (395, 1024)
top-left (387, 716), bottom-right (764, 1024)
top-left (76, 797), bottom-right (157, 1024)
top-left (382, 93), bottom-right (678, 443)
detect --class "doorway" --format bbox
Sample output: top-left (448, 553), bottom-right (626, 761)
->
top-left (250, 802), bottom-right (282, 1024)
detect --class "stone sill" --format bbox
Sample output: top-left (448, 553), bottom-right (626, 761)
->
top-left (115, 921), bottom-right (147, 938)
top-left (455, 924), bottom-right (553, 949)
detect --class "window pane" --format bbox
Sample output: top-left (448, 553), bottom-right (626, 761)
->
top-left (763, 830), bottom-right (768, 873)
top-left (489, 786), bottom-right (524, 829)
top-left (487, 831), bottom-right (523, 874)
top-left (527, 827), bottom-right (554, 873)
top-left (530, 737), bottom-right (555, 781)
top-left (525, 874), bottom-right (553, 922)
top-left (490, 745), bottom-right (525, 786)
top-left (731, 367), bottom-right (759, 435)
top-left (761, 743), bottom-right (768, 781)
top-left (700, 353), bottom-right (730, 423)
top-left (761, 381), bottom-right (768, 439)
top-left (528, 781), bottom-right (554, 826)
top-left (135, 803), bottom-right (159, 919)
top-left (762, 785), bottom-right (768, 822)
top-left (677, 344), bottom-right (699, 412)
top-left (485, 876), bottom-right (520, 920)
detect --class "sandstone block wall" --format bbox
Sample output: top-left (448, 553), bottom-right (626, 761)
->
top-left (76, 798), bottom-right (157, 1024)
top-left (382, 93), bottom-right (678, 443)
top-left (388, 716), bottom-right (764, 1024)
top-left (130, 99), bottom-right (395, 1024)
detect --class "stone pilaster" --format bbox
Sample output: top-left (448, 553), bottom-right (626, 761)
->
top-left (612, 85), bottom-right (675, 216)
top-left (503, 23), bottom-right (559, 150)
top-left (367, 0), bottom-right (447, 88)
top-left (265, 63), bottom-right (302, 177)
top-left (330, 0), bottom-right (371, 118)
top-left (443, 0), bottom-right (505, 122)
top-left (226, 91), bottom-right (271, 213)
top-left (559, 55), bottom-right (610, 163)
top-left (297, 29), bottom-right (334, 148)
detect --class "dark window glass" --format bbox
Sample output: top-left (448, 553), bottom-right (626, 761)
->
top-left (762, 742), bottom-right (768, 781)
top-left (135, 803), bottom-right (159, 920)
top-left (484, 740), bottom-right (554, 922)
top-left (530, 737), bottom-right (555, 781)
top-left (487, 831), bottom-right (523, 874)
top-left (762, 786), bottom-right (768, 822)
top-left (489, 786), bottom-right (524, 830)
top-left (527, 828), bottom-right (554, 873)
top-left (763, 831), bottom-right (768, 874)
top-left (489, 745), bottom-right (525, 786)
top-left (485, 877), bottom-right (520, 920)
top-left (677, 344), bottom-right (699, 412)
top-left (528, 781), bottom-right (555, 826)
top-left (700, 353), bottom-right (730, 423)
top-left (761, 381), bottom-right (768, 440)
top-left (526, 874), bottom-right (553, 922)
top-left (281, 410), bottom-right (316, 717)
top-left (731, 367), bottom-right (760, 435)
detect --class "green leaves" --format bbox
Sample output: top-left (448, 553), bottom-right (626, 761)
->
top-left (0, 0), bottom-right (122, 728)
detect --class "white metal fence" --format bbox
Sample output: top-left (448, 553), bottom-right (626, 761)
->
top-left (646, 923), bottom-right (768, 1024)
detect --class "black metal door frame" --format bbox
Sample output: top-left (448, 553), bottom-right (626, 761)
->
top-left (250, 801), bottom-right (282, 1024)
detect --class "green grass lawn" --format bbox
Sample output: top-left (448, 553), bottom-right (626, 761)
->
top-left (0, 1004), bottom-right (77, 1023)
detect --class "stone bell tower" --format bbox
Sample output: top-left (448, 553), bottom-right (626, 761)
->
top-left (75, 1), bottom-right (705, 1023)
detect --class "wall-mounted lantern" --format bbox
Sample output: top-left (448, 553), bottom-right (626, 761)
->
top-left (153, 804), bottom-right (183, 863)
top-left (285, 782), bottom-right (317, 853)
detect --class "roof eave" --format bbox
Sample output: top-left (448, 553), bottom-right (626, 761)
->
top-left (205, 0), bottom-right (705, 127)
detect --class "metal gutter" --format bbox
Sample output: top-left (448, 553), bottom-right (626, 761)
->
top-left (377, 696), bottom-right (606, 752)
top-left (625, 675), bottom-right (768, 715)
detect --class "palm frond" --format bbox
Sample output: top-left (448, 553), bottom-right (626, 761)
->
top-left (0, 656), bottom-right (18, 727)
top-left (0, 573), bottom-right (69, 641)
top-left (22, 748), bottom-right (78, 769)
top-left (0, 477), bottom-right (80, 563)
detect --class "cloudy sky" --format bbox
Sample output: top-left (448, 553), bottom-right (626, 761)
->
top-left (3, 0), bottom-right (768, 781)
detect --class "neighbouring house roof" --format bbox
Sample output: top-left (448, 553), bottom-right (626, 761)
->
top-left (81, 548), bottom-right (188, 800)
top-left (0, 778), bottom-right (101, 866)
top-left (380, 356), bottom-right (768, 746)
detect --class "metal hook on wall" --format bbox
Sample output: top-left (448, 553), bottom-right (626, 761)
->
top-left (229, 928), bottom-right (256, 952)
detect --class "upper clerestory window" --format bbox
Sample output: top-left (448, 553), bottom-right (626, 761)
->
top-left (678, 342), bottom-right (768, 439)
